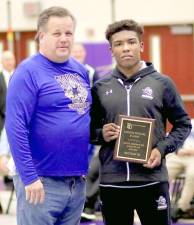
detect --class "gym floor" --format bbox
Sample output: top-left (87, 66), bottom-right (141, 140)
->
top-left (0, 190), bottom-right (193, 225)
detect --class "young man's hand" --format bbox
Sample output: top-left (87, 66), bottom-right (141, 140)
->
top-left (143, 148), bottom-right (161, 168)
top-left (102, 123), bottom-right (120, 142)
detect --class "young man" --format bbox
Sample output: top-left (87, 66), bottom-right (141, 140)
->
top-left (5, 6), bottom-right (91, 225)
top-left (90, 19), bottom-right (191, 225)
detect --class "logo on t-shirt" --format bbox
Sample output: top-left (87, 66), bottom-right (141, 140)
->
top-left (55, 73), bottom-right (89, 114)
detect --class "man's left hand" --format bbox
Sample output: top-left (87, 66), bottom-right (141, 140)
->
top-left (143, 148), bottom-right (161, 169)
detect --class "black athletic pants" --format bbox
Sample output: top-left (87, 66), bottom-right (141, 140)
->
top-left (100, 182), bottom-right (171, 225)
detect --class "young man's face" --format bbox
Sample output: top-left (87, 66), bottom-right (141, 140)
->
top-left (39, 16), bottom-right (75, 63)
top-left (110, 30), bottom-right (144, 72)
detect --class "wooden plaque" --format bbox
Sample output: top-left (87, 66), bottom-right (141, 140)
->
top-left (114, 115), bottom-right (155, 164)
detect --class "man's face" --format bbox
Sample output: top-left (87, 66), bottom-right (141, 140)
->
top-left (1, 54), bottom-right (15, 73)
top-left (71, 44), bottom-right (86, 64)
top-left (110, 30), bottom-right (144, 71)
top-left (39, 16), bottom-right (75, 63)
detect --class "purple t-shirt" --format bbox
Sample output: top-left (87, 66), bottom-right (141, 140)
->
top-left (5, 53), bottom-right (92, 185)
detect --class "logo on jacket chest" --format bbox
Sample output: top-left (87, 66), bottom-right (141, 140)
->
top-left (105, 89), bottom-right (113, 95)
top-left (141, 87), bottom-right (154, 100)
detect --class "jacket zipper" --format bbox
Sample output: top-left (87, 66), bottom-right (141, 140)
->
top-left (124, 78), bottom-right (141, 181)
top-left (125, 85), bottom-right (132, 116)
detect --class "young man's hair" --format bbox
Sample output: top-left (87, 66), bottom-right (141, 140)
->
top-left (35, 6), bottom-right (76, 41)
top-left (105, 19), bottom-right (144, 44)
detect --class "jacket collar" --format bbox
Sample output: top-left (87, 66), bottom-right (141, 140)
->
top-left (112, 62), bottom-right (156, 83)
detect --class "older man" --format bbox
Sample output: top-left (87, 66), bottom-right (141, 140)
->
top-left (5, 6), bottom-right (91, 225)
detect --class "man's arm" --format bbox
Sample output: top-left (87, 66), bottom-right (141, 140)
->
top-left (5, 64), bottom-right (39, 185)
top-left (5, 64), bottom-right (45, 204)
top-left (156, 76), bottom-right (192, 157)
top-left (90, 86), bottom-right (106, 144)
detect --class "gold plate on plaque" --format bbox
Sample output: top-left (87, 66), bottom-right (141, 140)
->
top-left (114, 115), bottom-right (155, 164)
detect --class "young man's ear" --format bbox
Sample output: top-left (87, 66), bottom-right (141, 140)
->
top-left (140, 42), bottom-right (144, 53)
top-left (109, 45), bottom-right (114, 57)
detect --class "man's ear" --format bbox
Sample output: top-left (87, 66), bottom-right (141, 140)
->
top-left (110, 46), bottom-right (114, 57)
top-left (140, 42), bottom-right (144, 53)
top-left (39, 31), bottom-right (45, 43)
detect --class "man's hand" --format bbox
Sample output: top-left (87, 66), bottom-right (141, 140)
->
top-left (177, 148), bottom-right (194, 156)
top-left (102, 123), bottom-right (120, 142)
top-left (0, 155), bottom-right (9, 175)
top-left (25, 179), bottom-right (45, 205)
top-left (143, 148), bottom-right (161, 169)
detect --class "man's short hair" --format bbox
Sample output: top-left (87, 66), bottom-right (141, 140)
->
top-left (105, 19), bottom-right (144, 44)
top-left (35, 6), bottom-right (76, 41)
